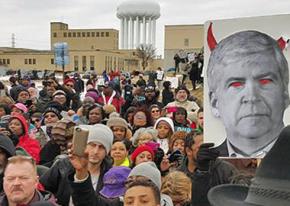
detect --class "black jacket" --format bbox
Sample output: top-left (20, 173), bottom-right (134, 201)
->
top-left (69, 173), bottom-right (122, 206)
top-left (179, 157), bottom-right (237, 206)
top-left (40, 156), bottom-right (112, 206)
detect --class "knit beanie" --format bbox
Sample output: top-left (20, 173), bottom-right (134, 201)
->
top-left (79, 124), bottom-right (113, 154)
top-left (128, 161), bottom-right (161, 190)
top-left (130, 145), bottom-right (155, 163)
top-left (85, 89), bottom-right (99, 102)
top-left (107, 117), bottom-right (128, 130)
top-left (63, 78), bottom-right (75, 85)
top-left (154, 117), bottom-right (175, 133)
top-left (43, 107), bottom-right (62, 120)
top-left (12, 103), bottom-right (28, 113)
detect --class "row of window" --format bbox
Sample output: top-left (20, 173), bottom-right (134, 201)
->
top-left (53, 31), bottom-right (110, 38)
top-left (24, 58), bottom-right (36, 65)
top-left (0, 59), bottom-right (10, 65)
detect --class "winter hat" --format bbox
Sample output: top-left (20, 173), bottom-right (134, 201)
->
top-left (154, 117), bottom-right (175, 133)
top-left (103, 104), bottom-right (116, 115)
top-left (129, 161), bottom-right (161, 190)
top-left (43, 107), bottom-right (62, 120)
top-left (107, 117), bottom-right (128, 130)
top-left (52, 90), bottom-right (66, 98)
top-left (80, 124), bottom-right (113, 154)
top-left (63, 78), bottom-right (75, 85)
top-left (51, 119), bottom-right (76, 147)
top-left (85, 89), bottom-right (99, 102)
top-left (100, 166), bottom-right (131, 198)
top-left (0, 134), bottom-right (15, 157)
top-left (11, 103), bottom-right (28, 113)
top-left (130, 145), bottom-right (155, 163)
top-left (175, 85), bottom-right (190, 97)
top-left (109, 112), bottom-right (120, 118)
top-left (131, 127), bottom-right (158, 146)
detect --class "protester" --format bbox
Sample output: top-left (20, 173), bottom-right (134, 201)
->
top-left (110, 139), bottom-right (131, 167)
top-left (161, 171), bottom-right (192, 206)
top-left (107, 116), bottom-right (130, 141)
top-left (40, 124), bottom-right (113, 206)
top-left (154, 117), bottom-right (174, 153)
top-left (0, 155), bottom-right (57, 205)
top-left (149, 104), bottom-right (162, 124)
top-left (86, 105), bottom-right (105, 125)
top-left (179, 132), bottom-right (237, 206)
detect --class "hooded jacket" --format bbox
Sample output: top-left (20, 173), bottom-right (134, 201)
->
top-left (11, 114), bottom-right (41, 163)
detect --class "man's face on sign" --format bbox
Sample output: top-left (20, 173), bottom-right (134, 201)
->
top-left (210, 52), bottom-right (288, 144)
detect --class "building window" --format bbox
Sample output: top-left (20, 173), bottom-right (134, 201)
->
top-left (73, 32), bottom-right (76, 37)
top-left (106, 32), bottom-right (109, 37)
top-left (82, 56), bottom-right (87, 71)
top-left (29, 59), bottom-right (32, 64)
top-left (87, 32), bottom-right (90, 37)
top-left (64, 32), bottom-right (67, 37)
top-left (184, 38), bottom-right (189, 46)
top-left (3, 59), bottom-right (6, 65)
top-left (53, 33), bottom-right (57, 38)
top-left (51, 58), bottom-right (54, 65)
top-left (101, 32), bottom-right (104, 37)
top-left (96, 32), bottom-right (99, 37)
top-left (77, 32), bottom-right (81, 37)
top-left (7, 59), bottom-right (10, 64)
top-left (33, 59), bottom-right (36, 64)
top-left (82, 32), bottom-right (86, 37)
top-left (74, 56), bottom-right (79, 71)
top-left (25, 59), bottom-right (28, 64)
top-left (68, 32), bottom-right (71, 37)
top-left (90, 56), bottom-right (94, 70)
top-left (92, 32), bottom-right (95, 37)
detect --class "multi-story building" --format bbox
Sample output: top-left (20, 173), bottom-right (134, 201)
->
top-left (164, 24), bottom-right (204, 70)
top-left (0, 22), bottom-right (139, 74)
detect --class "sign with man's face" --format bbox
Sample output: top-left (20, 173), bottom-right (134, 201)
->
top-left (204, 14), bottom-right (290, 158)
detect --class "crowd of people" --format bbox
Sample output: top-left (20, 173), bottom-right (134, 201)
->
top-left (0, 70), bottom-right (252, 206)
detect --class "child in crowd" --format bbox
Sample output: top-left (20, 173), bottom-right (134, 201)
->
top-left (154, 117), bottom-right (174, 153)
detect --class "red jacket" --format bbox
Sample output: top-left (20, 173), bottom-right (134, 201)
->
top-left (12, 114), bottom-right (41, 163)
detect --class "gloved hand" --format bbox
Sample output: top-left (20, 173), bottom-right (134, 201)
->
top-left (196, 143), bottom-right (219, 171)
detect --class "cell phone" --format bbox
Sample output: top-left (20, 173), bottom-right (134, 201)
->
top-left (72, 126), bottom-right (89, 156)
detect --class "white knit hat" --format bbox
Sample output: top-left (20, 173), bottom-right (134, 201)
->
top-left (154, 117), bottom-right (175, 133)
top-left (79, 124), bottom-right (113, 154)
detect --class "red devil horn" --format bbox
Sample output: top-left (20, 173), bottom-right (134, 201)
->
top-left (207, 22), bottom-right (217, 51)
top-left (277, 37), bottom-right (286, 50)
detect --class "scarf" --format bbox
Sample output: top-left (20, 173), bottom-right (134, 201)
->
top-left (101, 90), bottom-right (116, 105)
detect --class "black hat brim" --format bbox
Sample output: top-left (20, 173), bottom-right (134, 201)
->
top-left (208, 184), bottom-right (259, 206)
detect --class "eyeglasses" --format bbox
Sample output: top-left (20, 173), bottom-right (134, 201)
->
top-left (31, 119), bottom-right (40, 124)
top-left (151, 110), bottom-right (160, 113)
top-left (66, 84), bottom-right (74, 88)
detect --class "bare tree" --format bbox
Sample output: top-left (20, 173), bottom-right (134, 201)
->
top-left (136, 44), bottom-right (156, 70)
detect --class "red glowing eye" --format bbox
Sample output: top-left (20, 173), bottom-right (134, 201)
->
top-left (230, 82), bottom-right (244, 88)
top-left (259, 79), bottom-right (272, 85)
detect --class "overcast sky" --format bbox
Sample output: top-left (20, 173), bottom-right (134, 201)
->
top-left (1, 0), bottom-right (290, 56)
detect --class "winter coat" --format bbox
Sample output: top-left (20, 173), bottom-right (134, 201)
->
top-left (12, 114), bottom-right (41, 163)
top-left (40, 156), bottom-right (112, 206)
top-left (0, 189), bottom-right (57, 206)
top-left (178, 157), bottom-right (237, 206)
